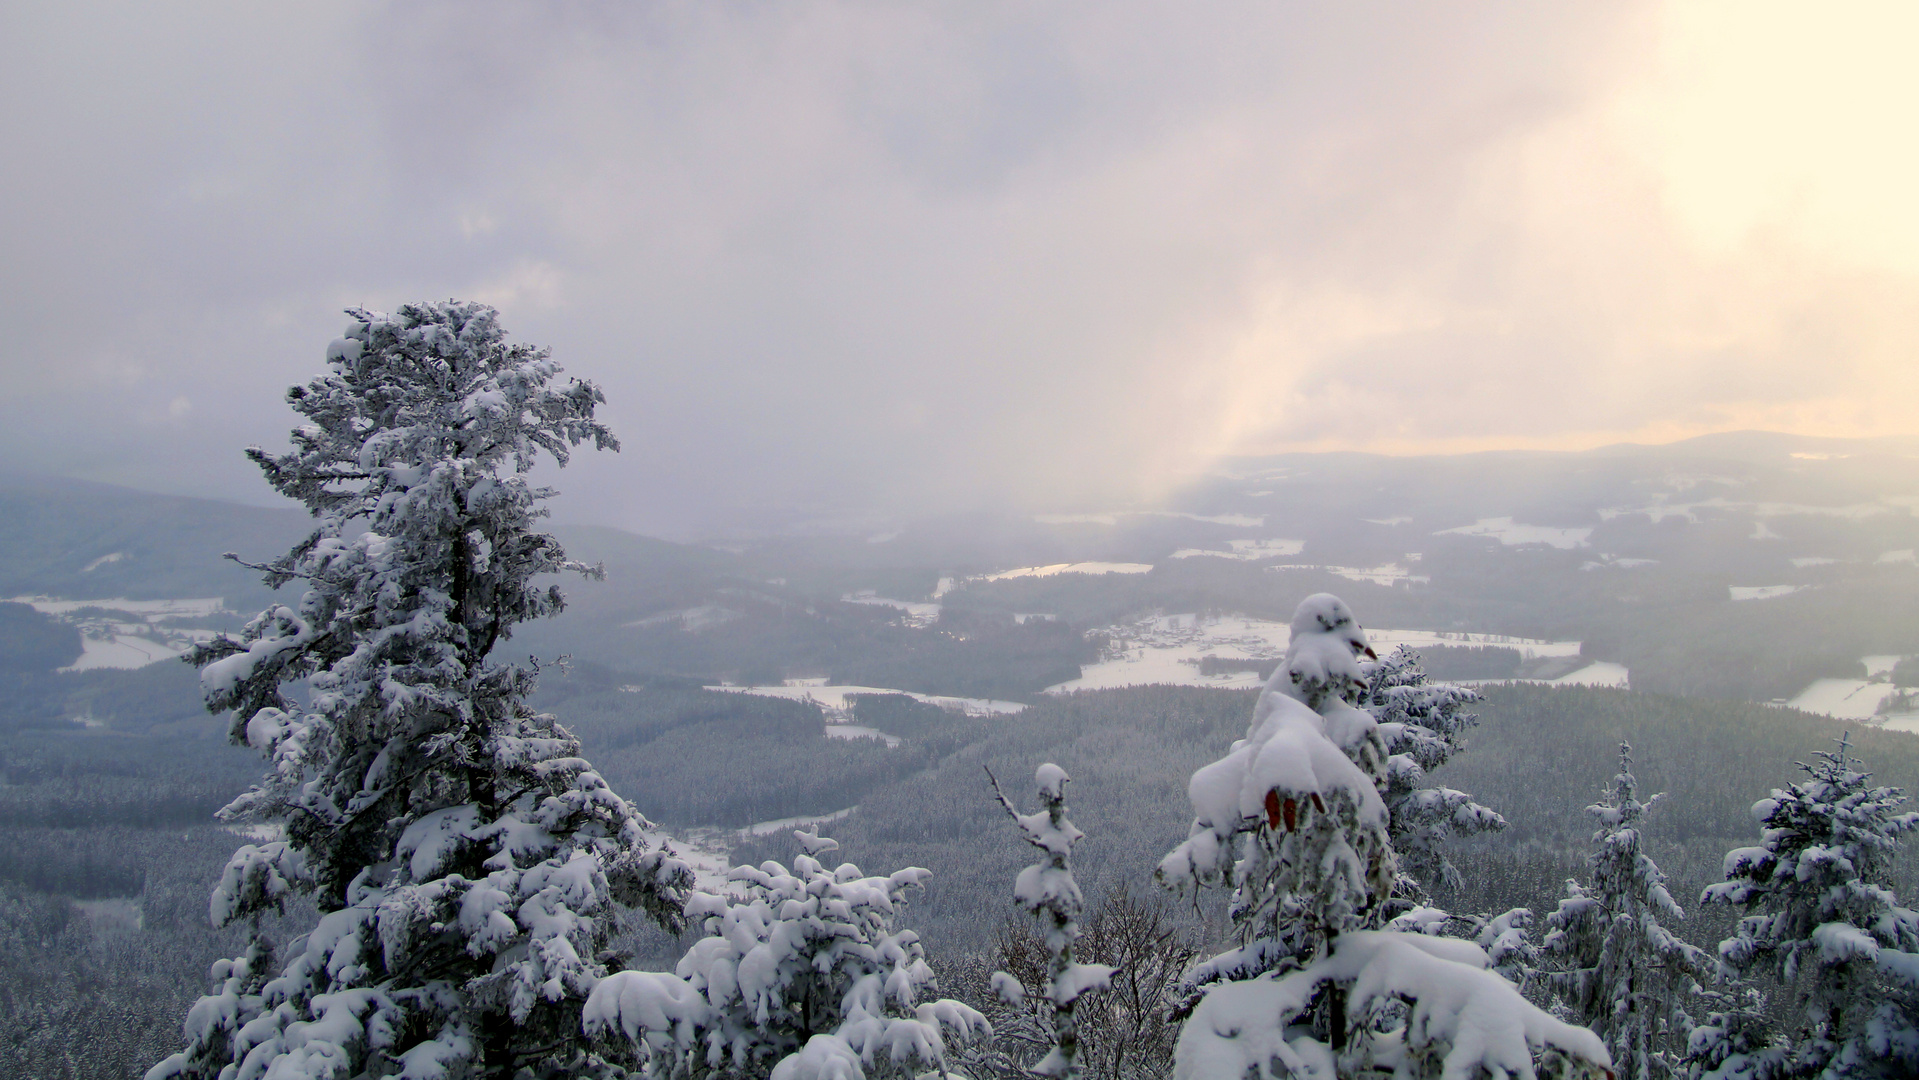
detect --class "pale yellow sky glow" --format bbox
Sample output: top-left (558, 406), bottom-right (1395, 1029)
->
top-left (3, 1), bottom-right (1915, 530)
top-left (1198, 0), bottom-right (1919, 478)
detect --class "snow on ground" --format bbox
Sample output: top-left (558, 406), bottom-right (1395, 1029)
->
top-left (79, 552), bottom-right (128, 573)
top-left (1878, 549), bottom-right (1917, 565)
top-left (1365, 516), bottom-right (1412, 526)
top-left (1865, 656), bottom-right (1904, 678)
top-left (1170, 538), bottom-right (1305, 561)
top-left (839, 590), bottom-right (940, 626)
top-left (1791, 556), bottom-right (1838, 567)
top-left (1547, 662), bottom-right (1631, 688)
top-left (739, 807), bottom-right (858, 838)
top-left (1788, 679), bottom-right (1902, 720)
top-left (623, 604), bottom-right (742, 632)
top-left (1044, 613), bottom-right (1583, 694)
top-left (704, 680), bottom-right (1027, 720)
top-left (65, 634), bottom-right (193, 671)
top-left (825, 725), bottom-right (901, 748)
top-left (933, 563), bottom-right (1154, 596)
top-left (11, 596), bottom-right (228, 619)
top-left (1752, 521), bottom-right (1783, 540)
top-left (1730, 585), bottom-right (1805, 601)
top-left (8, 596), bottom-right (233, 671)
top-left (1580, 556), bottom-right (1658, 570)
top-left (1599, 497), bottom-right (1901, 525)
top-left (1434, 517), bottom-right (1591, 549)
top-left (1269, 562), bottom-right (1429, 586)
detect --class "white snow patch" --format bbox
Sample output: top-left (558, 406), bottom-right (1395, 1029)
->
top-left (739, 807), bottom-right (858, 838)
top-left (11, 596), bottom-right (228, 619)
top-left (1269, 563), bottom-right (1430, 586)
top-left (1365, 516), bottom-right (1412, 526)
top-left (227, 822), bottom-right (287, 843)
top-left (623, 604), bottom-right (741, 632)
top-left (1876, 549), bottom-right (1916, 565)
top-left (1435, 517), bottom-right (1591, 549)
top-left (823, 725), bottom-right (901, 748)
top-left (1792, 556), bottom-right (1838, 567)
top-left (1046, 613), bottom-right (1580, 694)
top-left (970, 562), bottom-right (1153, 585)
top-left (705, 682), bottom-right (1027, 720)
top-left (1730, 585), bottom-right (1805, 601)
top-left (64, 634), bottom-right (188, 671)
top-left (1863, 655), bottom-right (1903, 679)
top-left (1787, 679), bottom-right (1901, 720)
top-left (80, 552), bottom-right (128, 573)
top-left (839, 591), bottom-right (940, 626)
top-left (1170, 538), bottom-right (1305, 561)
top-left (1549, 662), bottom-right (1631, 688)
top-left (1791, 451), bottom-right (1849, 460)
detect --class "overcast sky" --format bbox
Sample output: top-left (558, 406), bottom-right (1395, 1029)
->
top-left (4, 1), bottom-right (1916, 536)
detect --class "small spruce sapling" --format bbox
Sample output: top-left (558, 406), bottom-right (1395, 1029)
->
top-left (1700, 734), bottom-right (1919, 1078)
top-left (986, 763), bottom-right (1115, 1079)
top-left (1545, 742), bottom-right (1712, 1080)
top-left (146, 303), bottom-right (691, 1080)
top-left (1158, 594), bottom-right (1612, 1080)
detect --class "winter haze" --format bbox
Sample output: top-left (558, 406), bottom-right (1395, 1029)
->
top-left (6, 2), bottom-right (1919, 536)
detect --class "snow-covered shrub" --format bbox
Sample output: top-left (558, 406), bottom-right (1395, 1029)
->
top-left (1701, 735), bottom-right (1919, 1078)
top-left (585, 829), bottom-right (987, 1078)
top-left (1361, 646), bottom-right (1506, 901)
top-left (1545, 742), bottom-right (1712, 1080)
top-left (146, 302), bottom-right (691, 1080)
top-left (1159, 593), bottom-right (1612, 1079)
top-left (975, 763), bottom-right (1115, 1078)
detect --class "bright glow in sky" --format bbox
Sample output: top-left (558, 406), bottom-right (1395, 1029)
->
top-left (1, 1), bottom-right (1914, 535)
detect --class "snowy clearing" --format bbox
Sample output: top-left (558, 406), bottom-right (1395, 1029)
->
top-left (1546, 662), bottom-right (1631, 688)
top-left (1791, 556), bottom-right (1838, 567)
top-left (1269, 562), bottom-right (1429, 586)
top-left (1864, 656), bottom-right (1904, 678)
top-left (739, 806), bottom-right (858, 838)
top-left (1877, 549), bottom-right (1916, 565)
top-left (1044, 613), bottom-right (1582, 694)
top-left (824, 725), bottom-right (901, 748)
top-left (1435, 517), bottom-right (1592, 549)
top-left (1599, 497), bottom-right (1902, 525)
top-left (704, 680), bottom-right (1027, 720)
top-left (1787, 679), bottom-right (1901, 720)
top-left (79, 552), bottom-right (128, 573)
top-left (1730, 585), bottom-right (1804, 601)
top-left (64, 634), bottom-right (192, 671)
top-left (1169, 538), bottom-right (1305, 561)
top-left (1364, 516), bottom-right (1412, 526)
top-left (11, 595), bottom-right (228, 619)
top-left (839, 590), bottom-right (940, 626)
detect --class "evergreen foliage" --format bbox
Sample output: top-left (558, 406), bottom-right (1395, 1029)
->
top-left (1360, 645), bottom-right (1505, 901)
top-left (585, 829), bottom-right (987, 1078)
top-left (1700, 735), bottom-right (1919, 1078)
top-left (1545, 742), bottom-right (1712, 1079)
top-left (146, 302), bottom-right (692, 1080)
top-left (981, 763), bottom-right (1114, 1078)
top-left (1158, 594), bottom-right (1611, 1079)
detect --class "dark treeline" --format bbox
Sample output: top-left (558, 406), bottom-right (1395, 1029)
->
top-left (4, 674), bottom-right (1918, 1077)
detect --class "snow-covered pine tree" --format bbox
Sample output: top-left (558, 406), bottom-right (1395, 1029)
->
top-left (1158, 593), bottom-right (1611, 1079)
top-left (147, 302), bottom-right (692, 1080)
top-left (978, 763), bottom-right (1115, 1079)
top-left (1360, 646), bottom-right (1506, 903)
top-left (1545, 742), bottom-right (1712, 1080)
top-left (1700, 734), bottom-right (1919, 1079)
top-left (584, 828), bottom-right (988, 1078)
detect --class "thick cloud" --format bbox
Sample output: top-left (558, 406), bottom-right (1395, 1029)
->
top-left (3, 1), bottom-right (1914, 536)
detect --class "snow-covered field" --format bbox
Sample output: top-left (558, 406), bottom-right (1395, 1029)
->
top-left (1435, 518), bottom-right (1591, 549)
top-left (1170, 538), bottom-right (1305, 561)
top-left (1787, 679), bottom-right (1901, 720)
top-left (663, 808), bottom-right (862, 892)
top-left (1034, 510), bottom-right (1266, 528)
top-left (1730, 585), bottom-right (1805, 601)
top-left (839, 590), bottom-right (941, 626)
top-left (8, 595), bottom-right (230, 670)
top-left (1044, 613), bottom-right (1585, 694)
top-left (704, 679), bottom-right (1027, 720)
top-left (1269, 562), bottom-right (1429, 587)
